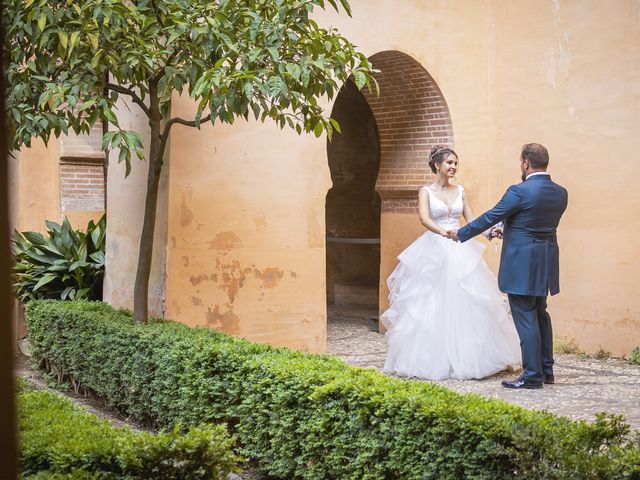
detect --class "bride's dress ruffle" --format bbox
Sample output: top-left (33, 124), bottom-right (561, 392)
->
top-left (380, 186), bottom-right (521, 380)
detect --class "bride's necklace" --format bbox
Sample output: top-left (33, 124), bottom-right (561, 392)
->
top-left (431, 181), bottom-right (450, 191)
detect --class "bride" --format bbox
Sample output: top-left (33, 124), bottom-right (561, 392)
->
top-left (380, 146), bottom-right (521, 380)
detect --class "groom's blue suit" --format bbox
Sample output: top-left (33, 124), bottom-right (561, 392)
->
top-left (457, 173), bottom-right (568, 384)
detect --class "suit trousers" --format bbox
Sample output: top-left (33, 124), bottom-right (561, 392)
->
top-left (507, 294), bottom-right (554, 384)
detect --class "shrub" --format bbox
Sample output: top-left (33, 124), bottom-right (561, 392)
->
top-left (12, 216), bottom-right (106, 302)
top-left (630, 347), bottom-right (640, 366)
top-left (26, 300), bottom-right (640, 480)
top-left (18, 386), bottom-right (238, 479)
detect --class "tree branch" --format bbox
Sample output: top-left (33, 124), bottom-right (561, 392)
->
top-left (106, 83), bottom-right (151, 118)
top-left (166, 114), bottom-right (213, 129)
top-left (158, 113), bottom-right (213, 162)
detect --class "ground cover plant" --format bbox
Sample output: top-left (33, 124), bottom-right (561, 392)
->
top-left (17, 380), bottom-right (238, 479)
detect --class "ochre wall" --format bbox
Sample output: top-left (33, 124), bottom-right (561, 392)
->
top-left (11, 137), bottom-right (105, 232)
top-left (324, 0), bottom-right (639, 356)
top-left (164, 98), bottom-right (329, 351)
top-left (95, 1), bottom-right (638, 356)
top-left (103, 99), bottom-right (169, 318)
top-left (11, 139), bottom-right (61, 232)
top-left (486, 0), bottom-right (640, 356)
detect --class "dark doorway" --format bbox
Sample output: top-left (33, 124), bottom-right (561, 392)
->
top-left (326, 80), bottom-right (381, 314)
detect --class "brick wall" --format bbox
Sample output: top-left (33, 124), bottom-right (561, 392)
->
top-left (362, 51), bottom-right (454, 213)
top-left (59, 122), bottom-right (105, 213)
top-left (59, 161), bottom-right (105, 212)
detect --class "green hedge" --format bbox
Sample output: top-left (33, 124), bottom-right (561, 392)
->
top-left (18, 382), bottom-right (238, 479)
top-left (26, 300), bottom-right (640, 479)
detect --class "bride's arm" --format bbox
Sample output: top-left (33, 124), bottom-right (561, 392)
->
top-left (418, 187), bottom-right (449, 236)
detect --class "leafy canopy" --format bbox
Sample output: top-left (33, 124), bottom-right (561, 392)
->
top-left (6, 0), bottom-right (375, 175)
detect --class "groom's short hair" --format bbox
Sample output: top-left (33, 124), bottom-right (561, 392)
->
top-left (521, 143), bottom-right (549, 169)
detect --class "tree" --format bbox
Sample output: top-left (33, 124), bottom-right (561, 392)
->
top-left (5, 0), bottom-right (375, 323)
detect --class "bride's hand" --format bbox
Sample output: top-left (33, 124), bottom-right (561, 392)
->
top-left (445, 229), bottom-right (460, 242)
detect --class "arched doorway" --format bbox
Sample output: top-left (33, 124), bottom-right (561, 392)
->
top-left (325, 80), bottom-right (381, 320)
top-left (326, 50), bottom-right (454, 332)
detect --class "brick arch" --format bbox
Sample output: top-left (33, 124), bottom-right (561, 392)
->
top-left (361, 50), bottom-right (454, 213)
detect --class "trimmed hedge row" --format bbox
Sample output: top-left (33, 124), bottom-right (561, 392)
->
top-left (17, 381), bottom-right (238, 479)
top-left (26, 300), bottom-right (640, 479)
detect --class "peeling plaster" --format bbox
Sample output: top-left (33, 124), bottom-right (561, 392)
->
top-left (180, 189), bottom-right (194, 227)
top-left (206, 305), bottom-right (240, 334)
top-left (207, 231), bottom-right (242, 250)
top-left (254, 267), bottom-right (285, 288)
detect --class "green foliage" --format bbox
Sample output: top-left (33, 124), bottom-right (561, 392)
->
top-left (12, 216), bottom-right (106, 302)
top-left (630, 347), bottom-right (640, 365)
top-left (553, 336), bottom-right (584, 355)
top-left (26, 300), bottom-right (640, 480)
top-left (5, 0), bottom-right (375, 172)
top-left (18, 386), bottom-right (239, 479)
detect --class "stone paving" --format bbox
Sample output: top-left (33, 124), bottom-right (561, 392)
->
top-left (327, 305), bottom-right (640, 430)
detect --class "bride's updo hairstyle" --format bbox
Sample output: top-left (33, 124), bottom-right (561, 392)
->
top-left (428, 145), bottom-right (457, 174)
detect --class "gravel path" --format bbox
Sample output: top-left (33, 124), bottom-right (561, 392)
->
top-left (328, 305), bottom-right (640, 429)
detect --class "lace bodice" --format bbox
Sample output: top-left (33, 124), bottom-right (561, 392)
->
top-left (423, 185), bottom-right (464, 229)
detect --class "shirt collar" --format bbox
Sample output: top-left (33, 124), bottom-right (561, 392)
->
top-left (526, 172), bottom-right (550, 180)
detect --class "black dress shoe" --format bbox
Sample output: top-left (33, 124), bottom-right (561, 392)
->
top-left (544, 375), bottom-right (555, 384)
top-left (501, 377), bottom-right (543, 389)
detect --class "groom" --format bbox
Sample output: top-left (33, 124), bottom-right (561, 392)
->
top-left (449, 143), bottom-right (568, 389)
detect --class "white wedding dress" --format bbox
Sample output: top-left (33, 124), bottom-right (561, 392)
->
top-left (381, 185), bottom-right (521, 380)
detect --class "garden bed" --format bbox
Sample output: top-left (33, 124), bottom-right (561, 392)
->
top-left (25, 300), bottom-right (640, 479)
top-left (17, 380), bottom-right (238, 479)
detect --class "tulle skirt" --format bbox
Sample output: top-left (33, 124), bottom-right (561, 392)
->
top-left (380, 231), bottom-right (521, 380)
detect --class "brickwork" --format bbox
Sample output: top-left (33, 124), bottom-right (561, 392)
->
top-left (59, 161), bottom-right (105, 212)
top-left (362, 51), bottom-right (454, 213)
top-left (59, 122), bottom-right (105, 213)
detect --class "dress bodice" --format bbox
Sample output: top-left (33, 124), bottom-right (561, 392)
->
top-left (424, 185), bottom-right (464, 229)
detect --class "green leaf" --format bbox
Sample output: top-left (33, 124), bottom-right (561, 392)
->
top-left (87, 33), bottom-right (99, 50)
top-left (313, 122), bottom-right (324, 138)
top-left (78, 99), bottom-right (96, 112)
top-left (353, 70), bottom-right (366, 90)
top-left (58, 31), bottom-right (68, 49)
top-left (267, 47), bottom-right (280, 62)
top-left (329, 118), bottom-right (342, 134)
top-left (266, 76), bottom-right (283, 97)
top-left (285, 64), bottom-right (301, 80)
top-left (32, 273), bottom-right (58, 292)
top-left (37, 14), bottom-right (46, 32)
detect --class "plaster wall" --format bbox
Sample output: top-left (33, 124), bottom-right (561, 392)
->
top-left (326, 0), bottom-right (640, 356)
top-left (11, 139), bottom-right (61, 232)
top-left (164, 96), bottom-right (329, 352)
top-left (107, 0), bottom-right (638, 356)
top-left (102, 100), bottom-right (169, 318)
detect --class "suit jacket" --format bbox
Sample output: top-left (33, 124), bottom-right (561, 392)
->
top-left (457, 174), bottom-right (568, 296)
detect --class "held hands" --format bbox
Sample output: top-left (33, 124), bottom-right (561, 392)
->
top-left (443, 226), bottom-right (503, 242)
top-left (489, 226), bottom-right (504, 240)
top-left (444, 229), bottom-right (460, 242)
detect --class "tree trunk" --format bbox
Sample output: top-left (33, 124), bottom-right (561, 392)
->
top-left (133, 85), bottom-right (163, 324)
top-left (0, 0), bottom-right (19, 472)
